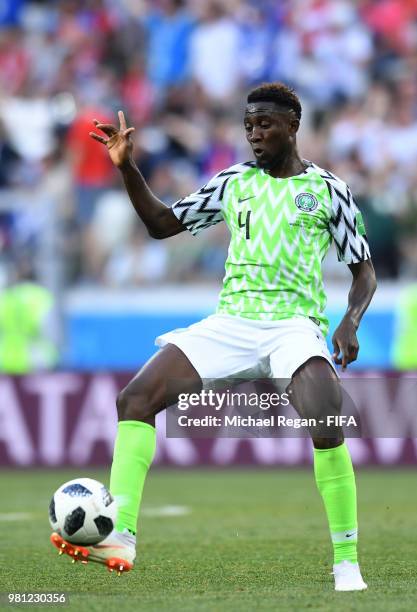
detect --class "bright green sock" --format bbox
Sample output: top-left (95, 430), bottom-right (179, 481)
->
top-left (313, 442), bottom-right (358, 564)
top-left (110, 421), bottom-right (156, 534)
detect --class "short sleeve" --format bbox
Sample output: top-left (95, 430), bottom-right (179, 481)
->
top-left (171, 162), bottom-right (255, 235)
top-left (326, 176), bottom-right (371, 264)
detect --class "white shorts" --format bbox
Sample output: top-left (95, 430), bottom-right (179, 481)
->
top-left (155, 314), bottom-right (336, 382)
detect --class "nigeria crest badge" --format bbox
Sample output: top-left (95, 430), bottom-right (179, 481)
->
top-left (295, 193), bottom-right (318, 212)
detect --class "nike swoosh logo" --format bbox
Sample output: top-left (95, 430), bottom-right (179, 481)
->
top-left (238, 196), bottom-right (255, 203)
top-left (345, 533), bottom-right (356, 538)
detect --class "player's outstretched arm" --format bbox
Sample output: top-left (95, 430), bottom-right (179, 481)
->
top-left (89, 111), bottom-right (185, 239)
top-left (332, 259), bottom-right (377, 370)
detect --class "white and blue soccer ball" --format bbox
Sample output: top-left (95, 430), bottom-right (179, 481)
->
top-left (49, 478), bottom-right (117, 545)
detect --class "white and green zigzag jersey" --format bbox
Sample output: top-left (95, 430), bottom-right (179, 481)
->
top-left (171, 161), bottom-right (370, 334)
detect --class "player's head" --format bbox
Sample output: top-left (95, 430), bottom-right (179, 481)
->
top-left (244, 82), bottom-right (302, 170)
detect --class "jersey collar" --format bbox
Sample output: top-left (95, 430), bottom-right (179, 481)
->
top-left (259, 159), bottom-right (314, 180)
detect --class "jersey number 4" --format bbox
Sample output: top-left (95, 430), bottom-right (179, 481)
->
top-left (238, 210), bottom-right (251, 239)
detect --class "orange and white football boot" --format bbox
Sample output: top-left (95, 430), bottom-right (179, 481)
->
top-left (50, 529), bottom-right (136, 576)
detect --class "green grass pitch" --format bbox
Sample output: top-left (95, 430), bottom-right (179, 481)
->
top-left (0, 468), bottom-right (416, 611)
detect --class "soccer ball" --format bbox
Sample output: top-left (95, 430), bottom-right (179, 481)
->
top-left (49, 478), bottom-right (117, 545)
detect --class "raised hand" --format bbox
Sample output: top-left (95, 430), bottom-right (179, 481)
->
top-left (89, 111), bottom-right (135, 168)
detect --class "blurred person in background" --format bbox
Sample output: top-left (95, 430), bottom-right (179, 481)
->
top-left (0, 258), bottom-right (57, 374)
top-left (66, 99), bottom-right (116, 281)
top-left (0, 27), bottom-right (29, 96)
top-left (0, 119), bottom-right (20, 188)
top-left (392, 283), bottom-right (417, 370)
top-left (189, 1), bottom-right (241, 102)
top-left (201, 109), bottom-right (238, 176)
top-left (119, 56), bottom-right (155, 127)
top-left (66, 103), bottom-right (116, 211)
top-left (143, 0), bottom-right (195, 94)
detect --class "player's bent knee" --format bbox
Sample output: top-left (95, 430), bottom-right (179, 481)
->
top-left (116, 384), bottom-right (159, 422)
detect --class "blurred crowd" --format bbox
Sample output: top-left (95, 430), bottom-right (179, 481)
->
top-left (1, 0), bottom-right (417, 290)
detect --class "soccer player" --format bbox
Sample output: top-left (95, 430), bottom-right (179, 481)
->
top-left (52, 83), bottom-right (376, 590)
